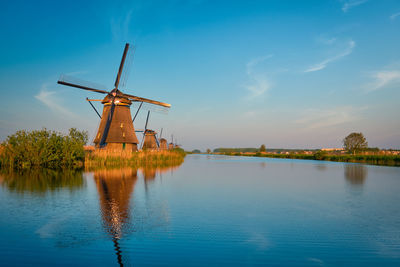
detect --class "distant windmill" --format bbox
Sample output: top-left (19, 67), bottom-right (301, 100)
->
top-left (158, 128), bottom-right (168, 150)
top-left (138, 111), bottom-right (159, 150)
top-left (57, 43), bottom-right (170, 151)
top-left (168, 134), bottom-right (174, 150)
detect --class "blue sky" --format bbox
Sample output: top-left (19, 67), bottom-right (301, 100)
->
top-left (0, 0), bottom-right (399, 150)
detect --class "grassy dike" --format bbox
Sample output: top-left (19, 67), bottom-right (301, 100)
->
top-left (217, 152), bottom-right (400, 167)
top-left (84, 149), bottom-right (186, 170)
top-left (0, 129), bottom-right (185, 170)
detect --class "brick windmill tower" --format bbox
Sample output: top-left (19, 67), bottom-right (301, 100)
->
top-left (57, 43), bottom-right (170, 152)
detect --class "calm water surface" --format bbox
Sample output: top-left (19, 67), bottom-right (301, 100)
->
top-left (1, 155), bottom-right (400, 266)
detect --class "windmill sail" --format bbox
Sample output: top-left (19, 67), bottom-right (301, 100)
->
top-left (118, 45), bottom-right (135, 90)
top-left (58, 75), bottom-right (109, 94)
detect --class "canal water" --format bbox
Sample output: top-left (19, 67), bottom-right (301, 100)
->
top-left (0, 155), bottom-right (400, 266)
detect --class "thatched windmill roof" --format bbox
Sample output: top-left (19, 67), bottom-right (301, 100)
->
top-left (159, 138), bottom-right (167, 150)
top-left (142, 130), bottom-right (158, 150)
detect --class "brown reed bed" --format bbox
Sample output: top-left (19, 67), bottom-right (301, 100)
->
top-left (84, 149), bottom-right (186, 170)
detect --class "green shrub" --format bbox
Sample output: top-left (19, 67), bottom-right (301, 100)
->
top-left (0, 128), bottom-right (88, 169)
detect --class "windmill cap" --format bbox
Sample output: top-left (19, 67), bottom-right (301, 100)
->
top-left (102, 94), bottom-right (132, 105)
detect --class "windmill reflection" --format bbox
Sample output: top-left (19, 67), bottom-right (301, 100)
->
top-left (344, 164), bottom-right (368, 185)
top-left (93, 165), bottom-right (180, 266)
top-left (94, 168), bottom-right (138, 267)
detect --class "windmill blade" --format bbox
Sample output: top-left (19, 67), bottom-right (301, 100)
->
top-left (132, 102), bottom-right (143, 122)
top-left (142, 102), bottom-right (169, 114)
top-left (123, 92), bottom-right (171, 108)
top-left (119, 45), bottom-right (135, 90)
top-left (99, 96), bottom-right (116, 147)
top-left (86, 97), bottom-right (102, 119)
top-left (155, 133), bottom-right (160, 147)
top-left (115, 43), bottom-right (130, 89)
top-left (160, 128), bottom-right (163, 139)
top-left (58, 74), bottom-right (109, 94)
top-left (144, 113), bottom-right (150, 130)
top-left (144, 110), bottom-right (150, 131)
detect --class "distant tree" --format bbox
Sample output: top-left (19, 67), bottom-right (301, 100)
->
top-left (259, 144), bottom-right (266, 152)
top-left (343, 132), bottom-right (368, 155)
top-left (192, 149), bottom-right (201, 153)
top-left (206, 149), bottom-right (211, 154)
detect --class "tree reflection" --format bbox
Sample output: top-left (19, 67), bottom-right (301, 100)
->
top-left (344, 164), bottom-right (367, 185)
top-left (0, 168), bottom-right (84, 194)
top-left (315, 164), bottom-right (327, 171)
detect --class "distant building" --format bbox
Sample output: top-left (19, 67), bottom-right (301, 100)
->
top-left (321, 148), bottom-right (344, 151)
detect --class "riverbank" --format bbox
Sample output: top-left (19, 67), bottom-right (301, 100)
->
top-left (84, 149), bottom-right (185, 170)
top-left (209, 152), bottom-right (400, 167)
top-left (0, 128), bottom-right (186, 170)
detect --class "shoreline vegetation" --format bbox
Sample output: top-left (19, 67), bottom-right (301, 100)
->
top-left (85, 149), bottom-right (185, 170)
top-left (190, 148), bottom-right (400, 167)
top-left (0, 129), bottom-right (185, 170)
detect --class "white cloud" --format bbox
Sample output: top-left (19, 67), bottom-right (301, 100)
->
top-left (35, 84), bottom-right (76, 118)
top-left (366, 70), bottom-right (400, 92)
top-left (342, 0), bottom-right (368, 13)
top-left (244, 55), bottom-right (273, 99)
top-left (305, 40), bottom-right (355, 73)
top-left (295, 106), bottom-right (363, 130)
top-left (110, 9), bottom-right (133, 41)
top-left (316, 36), bottom-right (337, 45)
top-left (245, 75), bottom-right (271, 98)
top-left (390, 12), bottom-right (400, 20)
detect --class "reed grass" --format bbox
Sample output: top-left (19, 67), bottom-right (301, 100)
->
top-left (229, 152), bottom-right (400, 166)
top-left (84, 149), bottom-right (186, 170)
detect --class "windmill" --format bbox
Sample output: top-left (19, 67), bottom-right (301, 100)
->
top-left (158, 128), bottom-right (168, 150)
top-left (168, 134), bottom-right (174, 150)
top-left (139, 111), bottom-right (159, 150)
top-left (57, 43), bottom-right (170, 152)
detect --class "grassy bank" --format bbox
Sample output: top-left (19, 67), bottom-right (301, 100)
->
top-left (85, 149), bottom-right (186, 170)
top-left (0, 129), bottom-right (186, 170)
top-left (218, 152), bottom-right (400, 166)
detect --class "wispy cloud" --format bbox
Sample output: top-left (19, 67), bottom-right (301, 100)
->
top-left (110, 9), bottom-right (134, 41)
top-left (244, 55), bottom-right (273, 99)
top-left (366, 70), bottom-right (400, 92)
top-left (295, 106), bottom-right (363, 130)
top-left (305, 40), bottom-right (355, 73)
top-left (317, 37), bottom-right (337, 45)
top-left (390, 12), bottom-right (400, 20)
top-left (35, 84), bottom-right (76, 117)
top-left (342, 0), bottom-right (368, 13)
